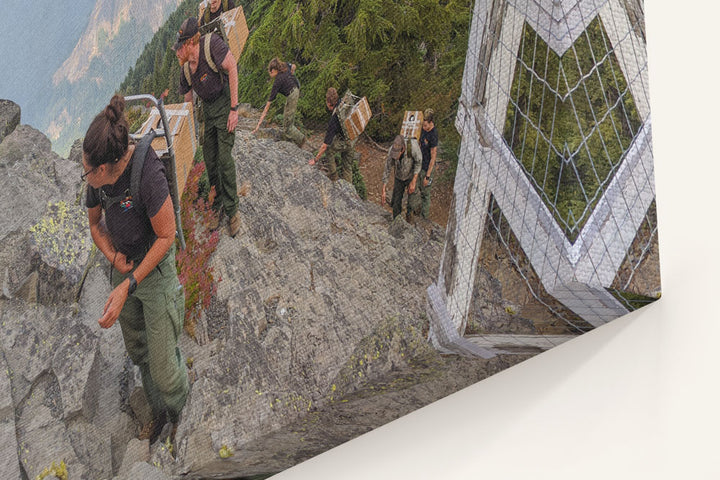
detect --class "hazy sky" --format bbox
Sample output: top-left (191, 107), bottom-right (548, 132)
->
top-left (0, 0), bottom-right (96, 125)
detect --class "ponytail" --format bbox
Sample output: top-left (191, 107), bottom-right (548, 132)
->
top-left (83, 94), bottom-right (129, 168)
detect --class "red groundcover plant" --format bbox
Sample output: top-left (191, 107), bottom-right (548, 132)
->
top-left (176, 162), bottom-right (221, 338)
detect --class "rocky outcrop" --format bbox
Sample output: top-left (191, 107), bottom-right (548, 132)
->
top-left (0, 100), bottom-right (21, 144)
top-left (0, 110), bottom-right (525, 479)
top-left (0, 113), bottom-right (136, 480)
top-left (154, 120), bottom-right (523, 478)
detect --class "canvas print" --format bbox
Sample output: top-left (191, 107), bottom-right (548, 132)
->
top-left (0, 0), bottom-right (659, 478)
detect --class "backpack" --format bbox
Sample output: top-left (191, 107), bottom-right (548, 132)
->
top-left (335, 90), bottom-right (370, 143)
top-left (202, 0), bottom-right (229, 25)
top-left (99, 130), bottom-right (157, 214)
top-left (182, 34), bottom-right (221, 88)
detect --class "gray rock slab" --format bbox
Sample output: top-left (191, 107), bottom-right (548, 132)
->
top-left (114, 461), bottom-right (172, 480)
top-left (118, 438), bottom-right (150, 476)
top-left (0, 352), bottom-right (21, 480)
top-left (0, 99), bottom-right (20, 144)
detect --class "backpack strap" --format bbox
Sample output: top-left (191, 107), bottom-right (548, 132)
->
top-left (183, 62), bottom-right (192, 87)
top-left (204, 34), bottom-right (218, 73)
top-left (98, 130), bottom-right (157, 213)
top-left (182, 36), bottom-right (218, 87)
top-left (128, 130), bottom-right (157, 215)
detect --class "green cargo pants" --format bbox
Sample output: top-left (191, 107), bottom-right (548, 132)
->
top-left (325, 137), bottom-right (357, 183)
top-left (203, 84), bottom-right (239, 217)
top-left (411, 168), bottom-right (432, 218)
top-left (282, 87), bottom-right (305, 147)
top-left (113, 247), bottom-right (189, 419)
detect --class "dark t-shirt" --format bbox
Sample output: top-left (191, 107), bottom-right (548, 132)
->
top-left (86, 147), bottom-right (169, 260)
top-left (179, 34), bottom-right (229, 103)
top-left (268, 70), bottom-right (299, 102)
top-left (201, 0), bottom-right (236, 25)
top-left (323, 101), bottom-right (345, 145)
top-left (420, 126), bottom-right (438, 172)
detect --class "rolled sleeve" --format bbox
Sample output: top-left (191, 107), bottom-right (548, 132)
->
top-left (382, 153), bottom-right (394, 184)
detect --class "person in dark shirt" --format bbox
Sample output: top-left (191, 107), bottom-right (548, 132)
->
top-left (199, 0), bottom-right (235, 27)
top-left (309, 87), bottom-right (359, 184)
top-left (175, 17), bottom-right (242, 237)
top-left (416, 108), bottom-right (439, 218)
top-left (83, 95), bottom-right (189, 444)
top-left (252, 58), bottom-right (306, 147)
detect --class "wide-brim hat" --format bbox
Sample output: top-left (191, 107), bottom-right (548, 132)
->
top-left (389, 135), bottom-right (405, 160)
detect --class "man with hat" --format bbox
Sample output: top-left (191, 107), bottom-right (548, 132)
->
top-left (174, 17), bottom-right (242, 237)
top-left (381, 135), bottom-right (422, 222)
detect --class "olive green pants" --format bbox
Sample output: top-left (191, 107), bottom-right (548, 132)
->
top-left (324, 137), bottom-right (357, 183)
top-left (412, 168), bottom-right (432, 218)
top-left (113, 247), bottom-right (189, 419)
top-left (282, 87), bottom-right (305, 146)
top-left (203, 84), bottom-right (239, 217)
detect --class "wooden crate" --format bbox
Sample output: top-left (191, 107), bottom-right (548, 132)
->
top-left (197, 5), bottom-right (249, 63)
top-left (135, 102), bottom-right (197, 197)
top-left (400, 110), bottom-right (423, 140)
top-left (343, 96), bottom-right (371, 141)
top-left (222, 7), bottom-right (249, 62)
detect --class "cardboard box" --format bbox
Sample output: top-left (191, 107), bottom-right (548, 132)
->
top-left (198, 5), bottom-right (249, 63)
top-left (343, 96), bottom-right (372, 141)
top-left (400, 110), bottom-right (424, 140)
top-left (135, 102), bottom-right (197, 197)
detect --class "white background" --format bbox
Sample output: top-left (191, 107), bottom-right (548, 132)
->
top-left (277, 2), bottom-right (720, 478)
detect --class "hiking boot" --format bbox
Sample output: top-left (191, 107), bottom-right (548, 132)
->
top-left (406, 211), bottom-right (415, 225)
top-left (138, 411), bottom-right (167, 444)
top-left (228, 211), bottom-right (241, 238)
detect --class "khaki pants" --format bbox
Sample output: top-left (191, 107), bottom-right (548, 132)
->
top-left (113, 247), bottom-right (189, 418)
top-left (282, 87), bottom-right (305, 146)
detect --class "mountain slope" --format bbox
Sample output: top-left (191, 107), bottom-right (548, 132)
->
top-left (40, 0), bottom-right (183, 156)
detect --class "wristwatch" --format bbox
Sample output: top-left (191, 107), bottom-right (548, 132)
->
top-left (127, 274), bottom-right (138, 295)
top-left (230, 104), bottom-right (239, 111)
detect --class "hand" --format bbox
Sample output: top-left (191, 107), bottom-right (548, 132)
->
top-left (423, 177), bottom-right (429, 187)
top-left (114, 252), bottom-right (134, 274)
top-left (408, 179), bottom-right (417, 194)
top-left (251, 126), bottom-right (259, 135)
top-left (227, 110), bottom-right (239, 132)
top-left (309, 157), bottom-right (317, 166)
top-left (98, 280), bottom-right (129, 329)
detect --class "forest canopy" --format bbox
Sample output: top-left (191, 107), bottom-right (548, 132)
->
top-left (120, 0), bottom-right (472, 158)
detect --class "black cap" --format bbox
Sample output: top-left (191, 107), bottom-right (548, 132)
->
top-left (173, 18), bottom-right (198, 51)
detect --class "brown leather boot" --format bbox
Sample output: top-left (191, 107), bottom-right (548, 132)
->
top-left (228, 211), bottom-right (241, 238)
top-left (138, 411), bottom-right (167, 444)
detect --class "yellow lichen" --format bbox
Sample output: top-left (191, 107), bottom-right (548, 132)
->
top-left (35, 460), bottom-right (68, 480)
top-left (218, 445), bottom-right (234, 458)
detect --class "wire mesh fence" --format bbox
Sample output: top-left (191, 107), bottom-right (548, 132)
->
top-left (427, 0), bottom-right (660, 357)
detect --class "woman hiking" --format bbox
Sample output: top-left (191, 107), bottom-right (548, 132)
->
top-left (252, 57), bottom-right (306, 147)
top-left (82, 95), bottom-right (189, 443)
